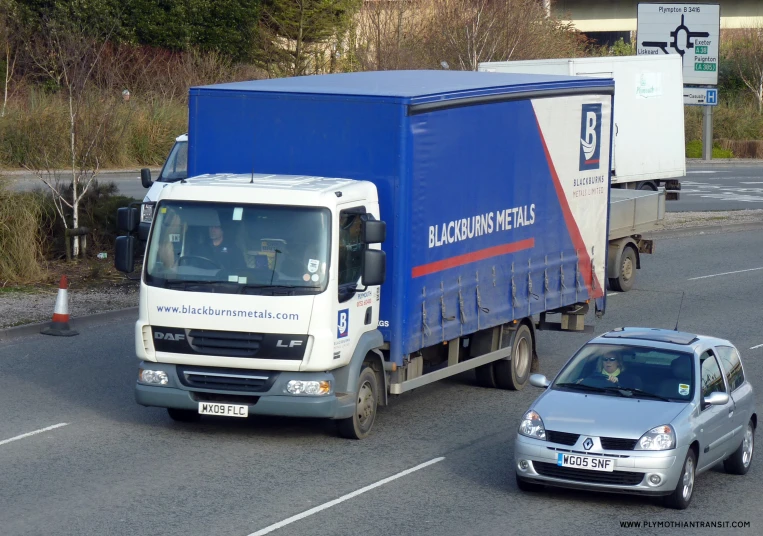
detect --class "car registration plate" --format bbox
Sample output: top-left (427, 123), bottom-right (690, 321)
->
top-left (557, 453), bottom-right (614, 472)
top-left (198, 402), bottom-right (249, 418)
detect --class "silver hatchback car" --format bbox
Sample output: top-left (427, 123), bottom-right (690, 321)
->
top-left (515, 327), bottom-right (756, 509)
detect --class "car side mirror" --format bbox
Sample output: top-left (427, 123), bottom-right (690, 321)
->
top-left (362, 249), bottom-right (386, 286)
top-left (362, 219), bottom-right (386, 244)
top-left (529, 374), bottom-right (550, 388)
top-left (141, 168), bottom-right (153, 188)
top-left (703, 391), bottom-right (730, 407)
top-left (117, 207), bottom-right (140, 233)
top-left (115, 236), bottom-right (136, 273)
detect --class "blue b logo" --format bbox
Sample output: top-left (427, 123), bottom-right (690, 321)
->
top-left (337, 309), bottom-right (349, 338)
top-left (579, 103), bottom-right (602, 171)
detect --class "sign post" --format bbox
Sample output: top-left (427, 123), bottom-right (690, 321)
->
top-left (637, 3), bottom-right (721, 160)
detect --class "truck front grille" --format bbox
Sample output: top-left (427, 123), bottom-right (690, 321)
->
top-left (187, 329), bottom-right (264, 358)
top-left (177, 366), bottom-right (278, 393)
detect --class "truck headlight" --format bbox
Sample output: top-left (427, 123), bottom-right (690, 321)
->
top-left (141, 203), bottom-right (154, 223)
top-left (518, 410), bottom-right (546, 440)
top-left (286, 380), bottom-right (331, 396)
top-left (635, 425), bottom-right (676, 450)
top-left (139, 369), bottom-right (168, 385)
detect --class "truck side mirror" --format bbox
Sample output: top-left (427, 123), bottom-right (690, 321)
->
top-left (362, 249), bottom-right (386, 286)
top-left (115, 236), bottom-right (136, 273)
top-left (117, 207), bottom-right (140, 233)
top-left (141, 168), bottom-right (153, 188)
top-left (362, 219), bottom-right (386, 244)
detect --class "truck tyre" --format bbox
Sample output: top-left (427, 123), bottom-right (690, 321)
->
top-left (475, 362), bottom-right (498, 388)
top-left (609, 247), bottom-right (636, 292)
top-left (337, 366), bottom-right (378, 440)
top-left (167, 408), bottom-right (201, 422)
top-left (637, 181), bottom-right (657, 191)
top-left (494, 324), bottom-right (532, 390)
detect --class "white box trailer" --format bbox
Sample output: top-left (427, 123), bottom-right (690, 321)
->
top-left (479, 55), bottom-right (685, 198)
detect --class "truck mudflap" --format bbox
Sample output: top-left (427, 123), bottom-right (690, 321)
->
top-left (134, 362), bottom-right (358, 420)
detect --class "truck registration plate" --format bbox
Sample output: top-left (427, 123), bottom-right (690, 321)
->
top-left (557, 453), bottom-right (614, 472)
top-left (198, 402), bottom-right (249, 418)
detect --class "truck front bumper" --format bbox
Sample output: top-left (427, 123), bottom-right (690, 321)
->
top-left (134, 362), bottom-right (356, 420)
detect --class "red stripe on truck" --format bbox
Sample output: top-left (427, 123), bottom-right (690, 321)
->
top-left (535, 118), bottom-right (604, 298)
top-left (411, 238), bottom-right (535, 278)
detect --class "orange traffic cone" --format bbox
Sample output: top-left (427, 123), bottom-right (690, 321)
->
top-left (40, 275), bottom-right (79, 337)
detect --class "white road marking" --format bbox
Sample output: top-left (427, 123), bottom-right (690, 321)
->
top-left (750, 344), bottom-right (763, 350)
top-left (688, 267), bottom-right (763, 281)
top-left (740, 182), bottom-right (763, 185)
top-left (248, 457), bottom-right (445, 536)
top-left (0, 423), bottom-right (69, 447)
top-left (686, 171), bottom-right (718, 174)
top-left (607, 293), bottom-right (618, 296)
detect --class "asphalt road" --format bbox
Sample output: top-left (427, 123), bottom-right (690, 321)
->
top-left (4, 162), bottom-right (763, 212)
top-left (673, 163), bottom-right (763, 212)
top-left (2, 226), bottom-right (762, 535)
top-left (2, 170), bottom-right (152, 201)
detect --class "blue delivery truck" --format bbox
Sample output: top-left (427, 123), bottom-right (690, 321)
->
top-left (115, 71), bottom-right (614, 439)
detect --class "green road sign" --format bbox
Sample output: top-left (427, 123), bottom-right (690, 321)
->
top-left (695, 46), bottom-right (708, 54)
top-left (695, 62), bottom-right (717, 72)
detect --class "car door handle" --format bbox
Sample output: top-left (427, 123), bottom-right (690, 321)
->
top-left (728, 408), bottom-right (734, 417)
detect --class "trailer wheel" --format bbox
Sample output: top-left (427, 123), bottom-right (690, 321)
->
top-left (609, 247), bottom-right (636, 292)
top-left (337, 366), bottom-right (378, 440)
top-left (494, 324), bottom-right (532, 390)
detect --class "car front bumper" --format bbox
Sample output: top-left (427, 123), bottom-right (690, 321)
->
top-left (514, 434), bottom-right (687, 496)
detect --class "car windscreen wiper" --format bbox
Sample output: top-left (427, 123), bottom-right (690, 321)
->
top-left (554, 382), bottom-right (633, 398)
top-left (615, 387), bottom-right (673, 402)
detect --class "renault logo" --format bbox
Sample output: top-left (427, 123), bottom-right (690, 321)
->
top-left (583, 438), bottom-right (594, 450)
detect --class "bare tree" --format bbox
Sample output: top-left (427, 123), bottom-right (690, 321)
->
top-left (729, 22), bottom-right (763, 113)
top-left (424, 0), bottom-right (586, 71)
top-left (25, 17), bottom-right (125, 258)
top-left (0, 0), bottom-right (22, 117)
top-left (352, 0), bottom-right (427, 71)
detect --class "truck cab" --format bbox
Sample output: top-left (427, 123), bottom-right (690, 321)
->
top-left (116, 173), bottom-right (387, 438)
top-left (138, 133), bottom-right (188, 241)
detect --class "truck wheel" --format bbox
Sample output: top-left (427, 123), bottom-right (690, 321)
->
top-left (637, 181), bottom-right (657, 191)
top-left (475, 362), bottom-right (498, 388)
top-left (337, 366), bottom-right (378, 440)
top-left (609, 247), bottom-right (636, 292)
top-left (494, 324), bottom-right (532, 390)
top-left (167, 408), bottom-right (201, 422)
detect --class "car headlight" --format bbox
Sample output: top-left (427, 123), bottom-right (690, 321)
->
top-left (635, 424), bottom-right (676, 450)
top-left (518, 410), bottom-right (546, 440)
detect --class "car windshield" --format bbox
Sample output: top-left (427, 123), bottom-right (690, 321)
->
top-left (553, 343), bottom-right (695, 401)
top-left (157, 140), bottom-right (187, 182)
top-left (145, 201), bottom-right (331, 295)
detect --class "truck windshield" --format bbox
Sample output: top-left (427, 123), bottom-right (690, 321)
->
top-left (144, 201), bottom-right (331, 295)
top-left (157, 140), bottom-right (188, 182)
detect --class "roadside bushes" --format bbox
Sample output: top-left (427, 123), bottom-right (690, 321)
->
top-left (0, 184), bottom-right (47, 284)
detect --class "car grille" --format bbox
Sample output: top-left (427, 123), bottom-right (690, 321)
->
top-left (187, 329), bottom-right (264, 358)
top-left (546, 430), bottom-right (580, 446)
top-left (533, 462), bottom-right (644, 486)
top-left (600, 437), bottom-right (639, 451)
top-left (177, 366), bottom-right (277, 393)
